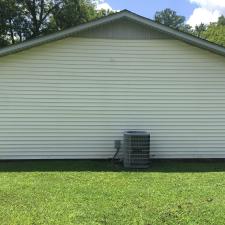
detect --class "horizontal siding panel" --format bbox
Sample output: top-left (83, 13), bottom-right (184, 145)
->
top-left (3, 126), bottom-right (225, 129)
top-left (2, 109), bottom-right (225, 114)
top-left (2, 62), bottom-right (224, 68)
top-left (1, 140), bottom-right (225, 145)
top-left (2, 122), bottom-right (225, 126)
top-left (1, 140), bottom-right (225, 144)
top-left (2, 107), bottom-right (225, 111)
top-left (1, 96), bottom-right (225, 100)
top-left (0, 136), bottom-right (225, 141)
top-left (7, 58), bottom-right (225, 64)
top-left (2, 99), bottom-right (225, 104)
top-left (0, 38), bottom-right (225, 159)
top-left (0, 132), bottom-right (224, 137)
top-left (2, 71), bottom-right (225, 76)
top-left (2, 83), bottom-right (225, 88)
top-left (3, 92), bottom-right (225, 97)
top-left (2, 79), bottom-right (225, 84)
top-left (0, 102), bottom-right (225, 106)
top-left (1, 130), bottom-right (225, 133)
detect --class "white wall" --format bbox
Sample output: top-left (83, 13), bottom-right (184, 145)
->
top-left (0, 37), bottom-right (225, 159)
top-left (75, 18), bottom-right (173, 40)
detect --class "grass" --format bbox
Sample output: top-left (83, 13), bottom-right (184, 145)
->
top-left (0, 160), bottom-right (225, 225)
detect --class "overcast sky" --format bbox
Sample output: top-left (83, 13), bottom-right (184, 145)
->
top-left (95, 0), bottom-right (225, 27)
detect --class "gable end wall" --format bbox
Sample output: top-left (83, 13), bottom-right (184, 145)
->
top-left (75, 18), bottom-right (174, 40)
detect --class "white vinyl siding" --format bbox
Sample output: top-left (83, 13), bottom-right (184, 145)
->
top-left (0, 37), bottom-right (225, 159)
top-left (76, 18), bottom-right (173, 40)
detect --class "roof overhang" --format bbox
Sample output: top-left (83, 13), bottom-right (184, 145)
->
top-left (1, 10), bottom-right (225, 58)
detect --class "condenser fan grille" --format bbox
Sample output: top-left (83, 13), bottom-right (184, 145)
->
top-left (123, 131), bottom-right (150, 169)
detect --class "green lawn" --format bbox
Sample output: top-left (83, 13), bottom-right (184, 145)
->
top-left (0, 160), bottom-right (225, 225)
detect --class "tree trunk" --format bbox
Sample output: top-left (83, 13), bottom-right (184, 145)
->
top-left (9, 19), bottom-right (15, 44)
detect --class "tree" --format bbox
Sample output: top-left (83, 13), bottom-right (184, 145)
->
top-left (17, 0), bottom-right (63, 37)
top-left (194, 23), bottom-right (207, 38)
top-left (218, 15), bottom-right (225, 26)
top-left (52, 0), bottom-right (96, 30)
top-left (0, 1), bottom-right (11, 46)
top-left (0, 0), bottom-right (60, 46)
top-left (0, 0), bottom-right (30, 46)
top-left (192, 15), bottom-right (225, 47)
top-left (201, 24), bottom-right (225, 47)
top-left (0, 0), bottom-right (113, 48)
top-left (52, 0), bottom-right (114, 30)
top-left (154, 9), bottom-right (225, 47)
top-left (154, 8), bottom-right (190, 31)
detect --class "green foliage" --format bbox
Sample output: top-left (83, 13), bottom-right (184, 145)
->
top-left (1, 160), bottom-right (225, 224)
top-left (194, 23), bottom-right (207, 37)
top-left (155, 8), bottom-right (225, 47)
top-left (52, 0), bottom-right (97, 30)
top-left (202, 24), bottom-right (225, 47)
top-left (0, 0), bottom-right (114, 48)
top-left (17, 0), bottom-right (63, 37)
top-left (154, 8), bottom-right (191, 32)
top-left (193, 15), bottom-right (225, 47)
top-left (218, 15), bottom-right (225, 26)
top-left (0, 0), bottom-right (27, 45)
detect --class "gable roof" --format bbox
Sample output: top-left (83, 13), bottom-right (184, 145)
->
top-left (0, 9), bottom-right (225, 58)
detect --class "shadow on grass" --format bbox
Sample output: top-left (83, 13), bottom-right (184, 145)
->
top-left (0, 159), bottom-right (225, 172)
